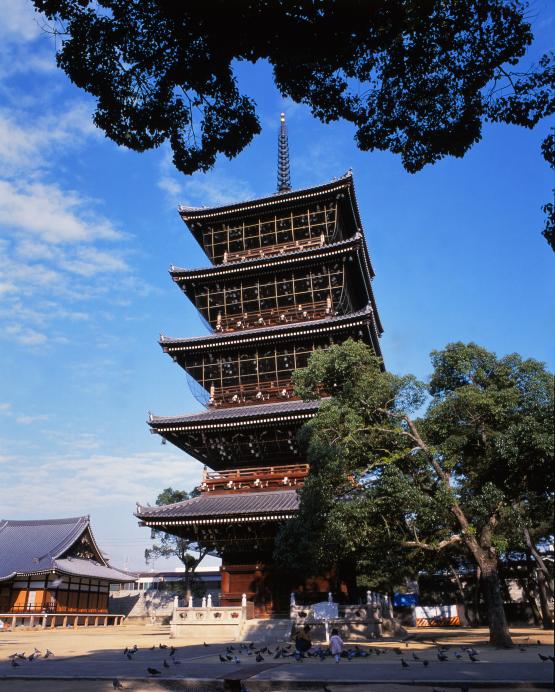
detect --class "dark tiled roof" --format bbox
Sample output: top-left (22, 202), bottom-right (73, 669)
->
top-left (178, 173), bottom-right (356, 222)
top-left (54, 558), bottom-right (130, 581)
top-left (160, 307), bottom-right (373, 352)
top-left (0, 516), bottom-right (129, 582)
top-left (149, 398), bottom-right (322, 429)
top-left (170, 236), bottom-right (366, 281)
top-left (137, 489), bottom-right (299, 520)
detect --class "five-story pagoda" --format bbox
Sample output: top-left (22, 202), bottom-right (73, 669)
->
top-left (136, 116), bottom-right (383, 616)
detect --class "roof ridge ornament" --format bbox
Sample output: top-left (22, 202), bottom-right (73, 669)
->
top-left (277, 113), bottom-right (292, 193)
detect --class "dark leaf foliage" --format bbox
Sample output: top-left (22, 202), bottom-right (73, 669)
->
top-left (33, 2), bottom-right (552, 183)
top-left (275, 340), bottom-right (554, 591)
top-left (144, 487), bottom-right (207, 586)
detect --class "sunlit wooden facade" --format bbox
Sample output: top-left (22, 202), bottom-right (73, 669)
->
top-left (0, 517), bottom-right (130, 618)
top-left (137, 123), bottom-right (383, 616)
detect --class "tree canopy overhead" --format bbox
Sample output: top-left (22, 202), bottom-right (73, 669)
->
top-left (275, 340), bottom-right (554, 647)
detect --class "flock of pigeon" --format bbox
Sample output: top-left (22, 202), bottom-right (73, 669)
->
top-left (5, 635), bottom-right (554, 692)
top-left (8, 648), bottom-right (54, 666)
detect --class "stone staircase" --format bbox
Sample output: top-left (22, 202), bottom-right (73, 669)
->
top-left (240, 617), bottom-right (293, 644)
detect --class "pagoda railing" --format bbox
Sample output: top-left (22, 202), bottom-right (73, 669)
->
top-left (214, 299), bottom-right (335, 333)
top-left (209, 383), bottom-right (297, 407)
top-left (199, 463), bottom-right (309, 493)
top-left (224, 235), bottom-right (324, 263)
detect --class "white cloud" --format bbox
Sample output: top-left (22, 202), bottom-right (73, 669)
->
top-left (158, 147), bottom-right (254, 208)
top-left (0, 403), bottom-right (12, 414)
top-left (0, 104), bottom-right (98, 175)
top-left (5, 323), bottom-right (47, 345)
top-left (15, 414), bottom-right (49, 425)
top-left (0, 450), bottom-right (201, 516)
top-left (0, 0), bottom-right (42, 44)
top-left (0, 180), bottom-right (121, 244)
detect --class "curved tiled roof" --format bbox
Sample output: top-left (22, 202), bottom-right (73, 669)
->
top-left (137, 489), bottom-right (299, 521)
top-left (178, 172), bottom-right (357, 223)
top-left (169, 235), bottom-right (368, 281)
top-left (160, 307), bottom-right (374, 352)
top-left (54, 558), bottom-right (130, 581)
top-left (0, 516), bottom-right (129, 582)
top-left (149, 398), bottom-right (322, 429)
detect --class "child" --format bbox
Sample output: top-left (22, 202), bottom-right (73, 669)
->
top-left (329, 628), bottom-right (344, 662)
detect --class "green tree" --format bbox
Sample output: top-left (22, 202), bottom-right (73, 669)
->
top-left (144, 487), bottom-right (209, 599)
top-left (275, 340), bottom-right (554, 647)
top-left (32, 1), bottom-right (554, 247)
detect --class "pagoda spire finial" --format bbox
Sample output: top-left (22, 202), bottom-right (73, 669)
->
top-left (277, 112), bottom-right (292, 193)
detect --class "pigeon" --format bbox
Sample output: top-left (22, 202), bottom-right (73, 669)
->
top-left (422, 660), bottom-right (430, 667)
top-left (123, 647), bottom-right (128, 655)
top-left (412, 652), bottom-right (420, 661)
top-left (437, 651), bottom-right (448, 662)
top-left (234, 657), bottom-right (241, 664)
top-left (132, 645), bottom-right (138, 653)
top-left (537, 640), bottom-right (542, 646)
top-left (147, 667), bottom-right (161, 675)
top-left (163, 659), bottom-right (170, 668)
top-left (10, 659), bottom-right (19, 668)
top-left (538, 653), bottom-right (549, 662)
top-left (27, 652), bottom-right (39, 662)
top-left (468, 653), bottom-right (479, 662)
top-left (112, 680), bottom-right (124, 690)
top-left (256, 653), bottom-right (264, 663)
top-left (126, 653), bottom-right (133, 660)
top-left (225, 654), bottom-right (233, 661)
top-left (219, 655), bottom-right (227, 663)
top-left (454, 652), bottom-right (462, 659)
top-left (159, 643), bottom-right (167, 649)
top-left (393, 647), bottom-right (402, 655)
top-left (401, 658), bottom-right (409, 668)
top-left (150, 645), bottom-right (155, 651)
top-left (44, 649), bottom-right (54, 659)
top-left (274, 650), bottom-right (282, 659)
top-left (169, 646), bottom-right (176, 657)
top-left (204, 642), bottom-right (209, 647)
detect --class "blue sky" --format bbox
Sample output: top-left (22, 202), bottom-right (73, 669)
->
top-left (0, 1), bottom-right (553, 572)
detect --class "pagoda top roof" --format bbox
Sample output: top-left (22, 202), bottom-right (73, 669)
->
top-left (160, 306), bottom-right (376, 353)
top-left (170, 234), bottom-right (373, 282)
top-left (0, 516), bottom-right (130, 583)
top-left (148, 398), bottom-right (321, 431)
top-left (178, 171), bottom-right (360, 226)
top-left (136, 489), bottom-right (298, 523)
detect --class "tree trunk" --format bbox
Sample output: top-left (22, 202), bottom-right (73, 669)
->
top-left (523, 528), bottom-right (554, 597)
top-left (449, 564), bottom-right (472, 626)
top-left (473, 565), bottom-right (482, 626)
top-left (479, 557), bottom-right (513, 647)
top-left (536, 569), bottom-right (553, 629)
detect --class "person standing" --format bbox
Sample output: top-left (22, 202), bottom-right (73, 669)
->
top-left (329, 628), bottom-right (344, 662)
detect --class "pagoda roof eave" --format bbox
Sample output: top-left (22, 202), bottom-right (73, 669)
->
top-left (148, 398), bottom-right (323, 431)
top-left (160, 307), bottom-right (374, 353)
top-left (136, 489), bottom-right (299, 523)
top-left (169, 235), bottom-right (371, 282)
top-left (178, 172), bottom-right (359, 226)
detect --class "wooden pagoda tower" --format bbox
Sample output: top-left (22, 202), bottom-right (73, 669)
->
top-left (136, 115), bottom-right (383, 616)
